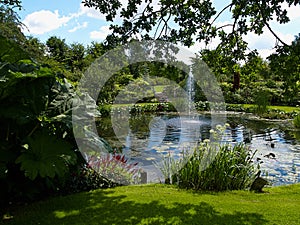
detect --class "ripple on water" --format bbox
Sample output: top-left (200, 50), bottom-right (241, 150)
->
top-left (98, 114), bottom-right (300, 185)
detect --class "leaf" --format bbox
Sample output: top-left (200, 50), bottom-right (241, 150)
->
top-left (16, 131), bottom-right (77, 180)
top-left (0, 34), bottom-right (30, 63)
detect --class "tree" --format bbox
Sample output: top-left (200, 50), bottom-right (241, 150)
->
top-left (0, 0), bottom-right (22, 9)
top-left (241, 52), bottom-right (271, 83)
top-left (46, 36), bottom-right (69, 63)
top-left (0, 1), bottom-right (25, 45)
top-left (67, 42), bottom-right (86, 72)
top-left (200, 48), bottom-right (236, 83)
top-left (82, 0), bottom-right (299, 60)
top-left (24, 36), bottom-right (46, 60)
top-left (268, 34), bottom-right (300, 104)
top-left (86, 41), bottom-right (106, 59)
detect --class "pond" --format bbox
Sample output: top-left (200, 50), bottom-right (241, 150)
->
top-left (96, 113), bottom-right (300, 186)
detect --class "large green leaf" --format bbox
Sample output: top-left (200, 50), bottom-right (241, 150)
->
top-left (16, 131), bottom-right (77, 180)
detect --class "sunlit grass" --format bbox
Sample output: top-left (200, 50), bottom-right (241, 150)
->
top-left (242, 104), bottom-right (300, 112)
top-left (4, 183), bottom-right (300, 225)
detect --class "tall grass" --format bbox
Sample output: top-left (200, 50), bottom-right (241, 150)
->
top-left (157, 126), bottom-right (259, 191)
top-left (176, 143), bottom-right (258, 191)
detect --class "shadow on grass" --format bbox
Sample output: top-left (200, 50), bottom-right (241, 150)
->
top-left (7, 188), bottom-right (269, 225)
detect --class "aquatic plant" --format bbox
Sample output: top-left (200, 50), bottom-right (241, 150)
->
top-left (157, 124), bottom-right (258, 191)
top-left (176, 143), bottom-right (258, 191)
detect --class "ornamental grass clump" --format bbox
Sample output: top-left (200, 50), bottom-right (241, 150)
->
top-left (158, 124), bottom-right (259, 191)
top-left (176, 143), bottom-right (258, 191)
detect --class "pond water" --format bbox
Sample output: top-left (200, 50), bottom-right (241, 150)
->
top-left (97, 113), bottom-right (300, 186)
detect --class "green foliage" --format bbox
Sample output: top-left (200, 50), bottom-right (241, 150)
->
top-left (0, 34), bottom-right (111, 205)
top-left (110, 102), bottom-right (176, 116)
top-left (294, 114), bottom-right (300, 128)
top-left (83, 0), bottom-right (298, 60)
top-left (63, 165), bottom-right (116, 194)
top-left (155, 125), bottom-right (258, 191)
top-left (0, 0), bottom-right (22, 8)
top-left (254, 89), bottom-right (270, 115)
top-left (86, 153), bottom-right (141, 185)
top-left (268, 34), bottom-right (300, 104)
top-left (241, 52), bottom-right (271, 82)
top-left (0, 34), bottom-right (29, 63)
top-left (200, 48), bottom-right (236, 83)
top-left (80, 0), bottom-right (299, 107)
top-left (16, 131), bottom-right (77, 180)
top-left (0, 3), bottom-right (25, 45)
top-left (86, 41), bottom-right (106, 59)
top-left (0, 61), bottom-right (79, 203)
top-left (176, 143), bottom-right (258, 191)
top-left (46, 36), bottom-right (69, 62)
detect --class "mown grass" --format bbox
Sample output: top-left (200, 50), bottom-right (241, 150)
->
top-left (242, 104), bottom-right (300, 112)
top-left (111, 103), bottom-right (300, 113)
top-left (3, 183), bottom-right (300, 225)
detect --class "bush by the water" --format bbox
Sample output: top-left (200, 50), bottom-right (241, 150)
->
top-left (178, 143), bottom-right (257, 191)
top-left (162, 142), bottom-right (258, 191)
top-left (294, 114), bottom-right (300, 128)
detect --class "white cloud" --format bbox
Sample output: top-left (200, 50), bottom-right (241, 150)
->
top-left (256, 48), bottom-right (276, 60)
top-left (244, 27), bottom-right (294, 50)
top-left (78, 0), bottom-right (160, 22)
top-left (22, 10), bottom-right (74, 35)
top-left (68, 21), bottom-right (88, 33)
top-left (281, 2), bottom-right (300, 20)
top-left (90, 26), bottom-right (111, 40)
top-left (78, 3), bottom-right (105, 20)
top-left (186, 25), bottom-right (294, 59)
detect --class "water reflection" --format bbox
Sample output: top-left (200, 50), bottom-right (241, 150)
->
top-left (97, 113), bottom-right (300, 185)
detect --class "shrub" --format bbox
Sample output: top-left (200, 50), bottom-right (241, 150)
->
top-left (294, 114), bottom-right (300, 128)
top-left (254, 89), bottom-right (270, 115)
top-left (98, 104), bottom-right (112, 117)
top-left (85, 152), bottom-right (141, 185)
top-left (0, 35), bottom-right (108, 206)
top-left (62, 164), bottom-right (116, 194)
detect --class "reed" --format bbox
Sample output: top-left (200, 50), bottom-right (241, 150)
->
top-left (176, 143), bottom-right (258, 191)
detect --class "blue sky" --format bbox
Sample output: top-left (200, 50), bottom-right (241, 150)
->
top-left (18, 0), bottom-right (300, 58)
top-left (19, 0), bottom-right (109, 45)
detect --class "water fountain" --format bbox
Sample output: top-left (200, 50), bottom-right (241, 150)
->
top-left (186, 71), bottom-right (195, 114)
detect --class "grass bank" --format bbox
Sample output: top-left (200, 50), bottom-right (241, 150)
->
top-left (100, 102), bottom-right (299, 118)
top-left (3, 183), bottom-right (300, 225)
top-left (239, 104), bottom-right (300, 113)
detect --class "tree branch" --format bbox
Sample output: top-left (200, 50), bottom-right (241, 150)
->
top-left (216, 24), bottom-right (234, 31)
top-left (264, 20), bottom-right (288, 47)
top-left (210, 3), bottom-right (234, 26)
top-left (255, 0), bottom-right (288, 47)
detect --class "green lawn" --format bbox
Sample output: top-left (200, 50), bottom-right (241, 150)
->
top-left (242, 104), bottom-right (300, 112)
top-left (3, 183), bottom-right (300, 225)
